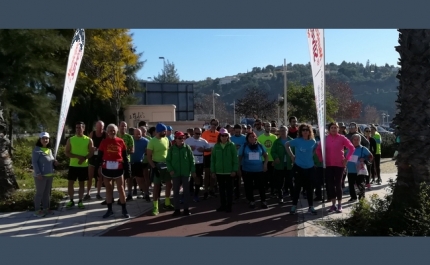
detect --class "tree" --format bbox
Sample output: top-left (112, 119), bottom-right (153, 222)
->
top-left (326, 79), bottom-right (362, 122)
top-left (195, 93), bottom-right (231, 124)
top-left (391, 29), bottom-right (430, 210)
top-left (235, 86), bottom-right (277, 121)
top-left (363, 105), bottom-right (379, 124)
top-left (153, 59), bottom-right (179, 83)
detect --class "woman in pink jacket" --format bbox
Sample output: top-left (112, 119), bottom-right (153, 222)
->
top-left (316, 122), bottom-right (355, 213)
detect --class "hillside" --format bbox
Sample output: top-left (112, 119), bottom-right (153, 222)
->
top-left (192, 60), bottom-right (398, 120)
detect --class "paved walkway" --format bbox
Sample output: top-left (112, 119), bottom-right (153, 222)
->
top-left (0, 173), bottom-right (396, 237)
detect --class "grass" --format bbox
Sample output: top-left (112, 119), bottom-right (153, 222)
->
top-left (0, 189), bottom-right (67, 212)
top-left (14, 168), bottom-right (81, 189)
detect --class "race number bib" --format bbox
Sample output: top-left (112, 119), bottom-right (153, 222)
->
top-left (349, 155), bottom-right (358, 163)
top-left (249, 152), bottom-right (260, 161)
top-left (194, 155), bottom-right (203, 164)
top-left (106, 161), bottom-right (119, 170)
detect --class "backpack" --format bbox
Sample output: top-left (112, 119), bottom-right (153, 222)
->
top-left (241, 142), bottom-right (264, 158)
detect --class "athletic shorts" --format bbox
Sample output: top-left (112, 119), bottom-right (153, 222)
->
top-left (203, 155), bottom-right (211, 168)
top-left (68, 166), bottom-right (89, 182)
top-left (88, 156), bottom-right (98, 167)
top-left (151, 162), bottom-right (171, 185)
top-left (131, 162), bottom-right (146, 178)
top-left (101, 168), bottom-right (124, 179)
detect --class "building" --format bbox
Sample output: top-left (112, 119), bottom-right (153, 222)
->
top-left (219, 75), bottom-right (240, 85)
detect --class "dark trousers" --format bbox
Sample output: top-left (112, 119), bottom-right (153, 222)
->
top-left (372, 154), bottom-right (381, 181)
top-left (314, 167), bottom-right (325, 199)
top-left (326, 166), bottom-right (344, 201)
top-left (216, 174), bottom-right (233, 208)
top-left (242, 171), bottom-right (266, 202)
top-left (274, 168), bottom-right (285, 199)
top-left (365, 164), bottom-right (371, 184)
top-left (283, 170), bottom-right (294, 196)
top-left (233, 166), bottom-right (242, 197)
top-left (347, 173), bottom-right (366, 199)
top-left (192, 163), bottom-right (204, 196)
top-left (291, 164), bottom-right (314, 206)
top-left (265, 162), bottom-right (275, 193)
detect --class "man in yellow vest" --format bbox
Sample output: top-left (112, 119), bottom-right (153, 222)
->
top-left (65, 122), bottom-right (94, 209)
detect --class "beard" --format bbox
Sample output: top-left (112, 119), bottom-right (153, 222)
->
top-left (160, 133), bottom-right (166, 138)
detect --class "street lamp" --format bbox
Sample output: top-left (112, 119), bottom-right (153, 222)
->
top-left (277, 59), bottom-right (292, 124)
top-left (277, 95), bottom-right (284, 125)
top-left (212, 90), bottom-right (220, 119)
top-left (381, 113), bottom-right (386, 125)
top-left (230, 100), bottom-right (236, 124)
top-left (159, 57), bottom-right (165, 80)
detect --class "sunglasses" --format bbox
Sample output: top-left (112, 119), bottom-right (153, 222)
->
top-left (176, 137), bottom-right (185, 140)
top-left (365, 130), bottom-right (370, 132)
top-left (301, 129), bottom-right (309, 132)
top-left (220, 134), bottom-right (229, 137)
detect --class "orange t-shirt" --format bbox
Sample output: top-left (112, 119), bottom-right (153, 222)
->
top-left (202, 130), bottom-right (219, 156)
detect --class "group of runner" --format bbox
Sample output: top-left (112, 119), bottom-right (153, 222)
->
top-left (31, 117), bottom-right (383, 218)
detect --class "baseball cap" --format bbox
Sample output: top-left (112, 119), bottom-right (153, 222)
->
top-left (219, 128), bottom-right (230, 136)
top-left (156, 123), bottom-right (167, 133)
top-left (167, 126), bottom-right (173, 131)
top-left (174, 131), bottom-right (185, 138)
top-left (39, 132), bottom-right (50, 138)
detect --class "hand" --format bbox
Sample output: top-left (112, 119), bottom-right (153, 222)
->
top-left (78, 156), bottom-right (86, 165)
top-left (211, 173), bottom-right (216, 178)
top-left (263, 165), bottom-right (268, 172)
top-left (274, 158), bottom-right (280, 164)
top-left (54, 160), bottom-right (59, 166)
top-left (343, 158), bottom-right (347, 167)
top-left (191, 172), bottom-right (196, 178)
top-left (197, 147), bottom-right (204, 152)
top-left (191, 145), bottom-right (196, 151)
top-left (291, 156), bottom-right (296, 164)
top-left (37, 174), bottom-right (43, 180)
top-left (231, 172), bottom-right (236, 177)
top-left (170, 171), bottom-right (175, 176)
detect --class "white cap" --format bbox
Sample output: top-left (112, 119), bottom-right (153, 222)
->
top-left (39, 132), bottom-right (50, 138)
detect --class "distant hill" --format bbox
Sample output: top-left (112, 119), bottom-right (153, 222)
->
top-left (190, 60), bottom-right (398, 118)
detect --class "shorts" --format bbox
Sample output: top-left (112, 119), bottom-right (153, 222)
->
top-left (88, 156), bottom-right (98, 167)
top-left (204, 155), bottom-right (211, 168)
top-left (152, 162), bottom-right (172, 185)
top-left (68, 166), bottom-right (89, 182)
top-left (101, 168), bottom-right (124, 179)
top-left (131, 162), bottom-right (146, 178)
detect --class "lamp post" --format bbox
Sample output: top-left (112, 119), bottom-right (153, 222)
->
top-left (212, 90), bottom-right (220, 119)
top-left (277, 95), bottom-right (284, 125)
top-left (159, 56), bottom-right (165, 81)
top-left (381, 113), bottom-right (386, 125)
top-left (277, 59), bottom-right (292, 125)
top-left (230, 100), bottom-right (236, 124)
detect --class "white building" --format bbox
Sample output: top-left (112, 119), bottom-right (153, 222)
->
top-left (219, 75), bottom-right (240, 85)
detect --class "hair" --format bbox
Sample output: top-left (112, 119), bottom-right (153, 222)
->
top-left (148, 126), bottom-right (156, 136)
top-left (298, 123), bottom-right (315, 139)
top-left (279, 125), bottom-right (287, 130)
top-left (289, 116), bottom-right (297, 122)
top-left (245, 132), bottom-right (257, 143)
top-left (217, 131), bottom-right (231, 143)
top-left (128, 127), bottom-right (134, 135)
top-left (76, 121), bottom-right (85, 127)
top-left (364, 126), bottom-right (371, 132)
top-left (107, 123), bottom-right (118, 132)
top-left (210, 119), bottom-right (219, 125)
top-left (351, 133), bottom-right (361, 142)
top-left (184, 133), bottom-right (190, 138)
top-left (138, 121), bottom-right (147, 127)
top-left (225, 124), bottom-right (231, 129)
top-left (216, 126), bottom-right (221, 131)
top-left (35, 138), bottom-right (52, 148)
top-left (233, 124), bottom-right (242, 129)
top-left (187, 128), bottom-right (194, 133)
top-left (327, 122), bottom-right (338, 130)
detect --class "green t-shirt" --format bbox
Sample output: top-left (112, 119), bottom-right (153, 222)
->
top-left (118, 133), bottom-right (134, 160)
top-left (258, 133), bottom-right (277, 162)
top-left (69, 135), bottom-right (90, 167)
top-left (147, 136), bottom-right (169, 163)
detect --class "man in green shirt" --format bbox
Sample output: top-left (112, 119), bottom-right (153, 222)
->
top-left (118, 121), bottom-right (135, 201)
top-left (147, 123), bottom-right (173, 216)
top-left (258, 122), bottom-right (277, 197)
top-left (64, 122), bottom-right (94, 209)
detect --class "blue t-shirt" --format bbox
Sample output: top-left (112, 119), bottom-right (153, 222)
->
top-left (346, 146), bottom-right (371, 174)
top-left (230, 134), bottom-right (246, 151)
top-left (238, 144), bottom-right (267, 172)
top-left (288, 137), bottom-right (316, 169)
top-left (131, 137), bottom-right (149, 163)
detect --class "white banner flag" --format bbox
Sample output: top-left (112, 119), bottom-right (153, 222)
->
top-left (307, 29), bottom-right (326, 167)
top-left (54, 29), bottom-right (86, 158)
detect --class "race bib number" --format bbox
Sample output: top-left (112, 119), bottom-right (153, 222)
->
top-left (194, 155), bottom-right (203, 164)
top-left (249, 152), bottom-right (260, 161)
top-left (106, 161), bottom-right (119, 170)
top-left (349, 155), bottom-right (358, 163)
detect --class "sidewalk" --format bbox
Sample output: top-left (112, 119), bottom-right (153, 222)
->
top-left (296, 172), bottom-right (396, 237)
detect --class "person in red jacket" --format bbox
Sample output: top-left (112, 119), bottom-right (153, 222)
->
top-left (316, 122), bottom-right (355, 213)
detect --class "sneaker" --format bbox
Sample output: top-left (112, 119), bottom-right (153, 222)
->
top-left (83, 194), bottom-right (91, 201)
top-left (203, 192), bottom-right (209, 200)
top-left (145, 195), bottom-right (151, 202)
top-left (163, 204), bottom-right (175, 211)
top-left (261, 202), bottom-right (268, 209)
top-left (126, 195), bottom-right (133, 202)
top-left (103, 210), bottom-right (114, 219)
top-left (278, 198), bottom-right (284, 204)
top-left (328, 205), bottom-right (337, 213)
top-left (65, 201), bottom-right (75, 209)
top-left (193, 196), bottom-right (200, 202)
top-left (290, 206), bottom-right (297, 214)
top-left (249, 201), bottom-right (256, 209)
top-left (336, 205), bottom-right (343, 213)
top-left (348, 198), bottom-right (357, 202)
top-left (216, 206), bottom-right (226, 212)
top-left (172, 210), bottom-right (181, 216)
top-left (122, 209), bottom-right (130, 218)
top-left (44, 209), bottom-right (54, 215)
top-left (308, 206), bottom-right (317, 215)
top-left (78, 201), bottom-right (85, 209)
top-left (137, 194), bottom-right (144, 199)
top-left (152, 208), bottom-right (159, 216)
top-left (33, 209), bottom-right (45, 217)
top-left (376, 179), bottom-right (382, 185)
top-left (96, 194), bottom-right (103, 200)
top-left (183, 209), bottom-right (191, 216)
top-left (133, 189), bottom-right (138, 196)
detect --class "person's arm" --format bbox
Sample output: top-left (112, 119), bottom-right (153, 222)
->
top-left (31, 148), bottom-right (42, 177)
top-left (210, 146), bottom-right (216, 174)
top-left (166, 147), bottom-right (173, 174)
top-left (147, 149), bottom-right (155, 169)
top-left (285, 141), bottom-right (295, 162)
top-left (343, 137), bottom-right (356, 161)
top-left (262, 150), bottom-right (268, 171)
top-left (87, 138), bottom-right (94, 159)
top-left (231, 144), bottom-right (238, 173)
top-left (122, 147), bottom-right (131, 179)
top-left (189, 146), bottom-right (196, 173)
top-left (97, 140), bottom-right (104, 167)
top-left (271, 140), bottom-right (280, 162)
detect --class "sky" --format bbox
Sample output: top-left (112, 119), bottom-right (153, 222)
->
top-left (130, 29), bottom-right (399, 82)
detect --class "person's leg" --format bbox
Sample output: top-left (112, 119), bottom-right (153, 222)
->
top-left (304, 168), bottom-right (315, 207)
top-left (375, 154), bottom-right (382, 183)
top-left (357, 174), bottom-right (366, 200)
top-left (182, 176), bottom-right (190, 214)
top-left (254, 172), bottom-right (267, 206)
top-left (151, 168), bottom-right (162, 215)
top-left (203, 155), bottom-right (211, 199)
top-left (77, 167), bottom-right (88, 208)
top-left (275, 169), bottom-right (285, 203)
top-left (194, 164), bottom-right (203, 199)
top-left (96, 166), bottom-right (103, 199)
top-left (348, 173), bottom-right (357, 200)
top-left (285, 169), bottom-right (294, 198)
top-left (242, 171), bottom-right (253, 202)
top-left (216, 174), bottom-right (227, 210)
top-left (102, 175), bottom-right (114, 218)
top-left (115, 174), bottom-right (129, 218)
top-left (66, 167), bottom-right (77, 207)
top-left (292, 166), bottom-right (303, 207)
top-left (86, 164), bottom-right (95, 199)
top-left (163, 170), bottom-right (173, 209)
top-left (314, 167), bottom-right (323, 200)
top-left (172, 177), bottom-right (181, 213)
top-left (225, 175), bottom-right (234, 211)
top-left (42, 177), bottom-right (54, 211)
top-left (334, 167), bottom-right (344, 211)
top-left (33, 176), bottom-right (46, 214)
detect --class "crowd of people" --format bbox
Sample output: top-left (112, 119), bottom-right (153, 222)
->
top-left (30, 117), bottom-right (383, 219)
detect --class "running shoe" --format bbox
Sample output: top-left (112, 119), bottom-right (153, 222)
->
top-left (65, 201), bottom-right (75, 209)
top-left (308, 206), bottom-right (317, 215)
top-left (78, 201), bottom-right (85, 209)
top-left (33, 209), bottom-right (45, 217)
top-left (290, 205), bottom-right (297, 214)
top-left (328, 205), bottom-right (337, 213)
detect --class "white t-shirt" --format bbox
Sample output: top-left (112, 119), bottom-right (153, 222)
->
top-left (184, 137), bottom-right (211, 164)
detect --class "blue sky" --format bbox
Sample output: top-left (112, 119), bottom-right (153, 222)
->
top-left (130, 29), bottom-right (399, 82)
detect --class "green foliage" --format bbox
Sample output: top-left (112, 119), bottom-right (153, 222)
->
top-left (322, 179), bottom-right (430, 236)
top-left (0, 189), bottom-right (66, 212)
top-left (153, 59), bottom-right (180, 83)
top-left (381, 133), bottom-right (396, 158)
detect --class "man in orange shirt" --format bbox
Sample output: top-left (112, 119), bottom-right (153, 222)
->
top-left (201, 119), bottom-right (219, 200)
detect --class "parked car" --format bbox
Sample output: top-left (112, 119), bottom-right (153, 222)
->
top-left (357, 124), bottom-right (393, 135)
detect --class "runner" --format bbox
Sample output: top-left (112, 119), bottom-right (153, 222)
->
top-left (210, 128), bottom-right (239, 213)
top-left (167, 131), bottom-right (196, 216)
top-left (185, 127), bottom-right (211, 202)
top-left (362, 127), bottom-right (376, 189)
top-left (287, 116), bottom-right (299, 139)
top-left (118, 121), bottom-right (135, 201)
top-left (230, 124), bottom-right (246, 200)
top-left (64, 122), bottom-right (94, 209)
top-left (201, 119), bottom-right (219, 199)
top-left (238, 132), bottom-right (269, 209)
top-left (286, 124), bottom-right (318, 215)
top-left (131, 128), bottom-right (150, 201)
top-left (86, 120), bottom-right (106, 201)
top-left (370, 125), bottom-right (382, 184)
top-left (257, 123), bottom-right (277, 197)
top-left (147, 123), bottom-right (174, 216)
top-left (253, 119), bottom-right (264, 137)
top-left (97, 124), bottom-right (131, 219)
top-left (166, 126), bottom-right (174, 141)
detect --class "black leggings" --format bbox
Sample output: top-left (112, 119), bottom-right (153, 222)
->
top-left (314, 167), bottom-right (325, 199)
top-left (242, 171), bottom-right (266, 202)
top-left (291, 164), bottom-right (314, 207)
top-left (216, 174), bottom-right (233, 207)
top-left (372, 154), bottom-right (381, 181)
top-left (347, 173), bottom-right (365, 200)
top-left (326, 166), bottom-right (344, 201)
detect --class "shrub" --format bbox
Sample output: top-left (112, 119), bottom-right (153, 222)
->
top-left (381, 133), bottom-right (396, 158)
top-left (0, 189), bottom-right (66, 212)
